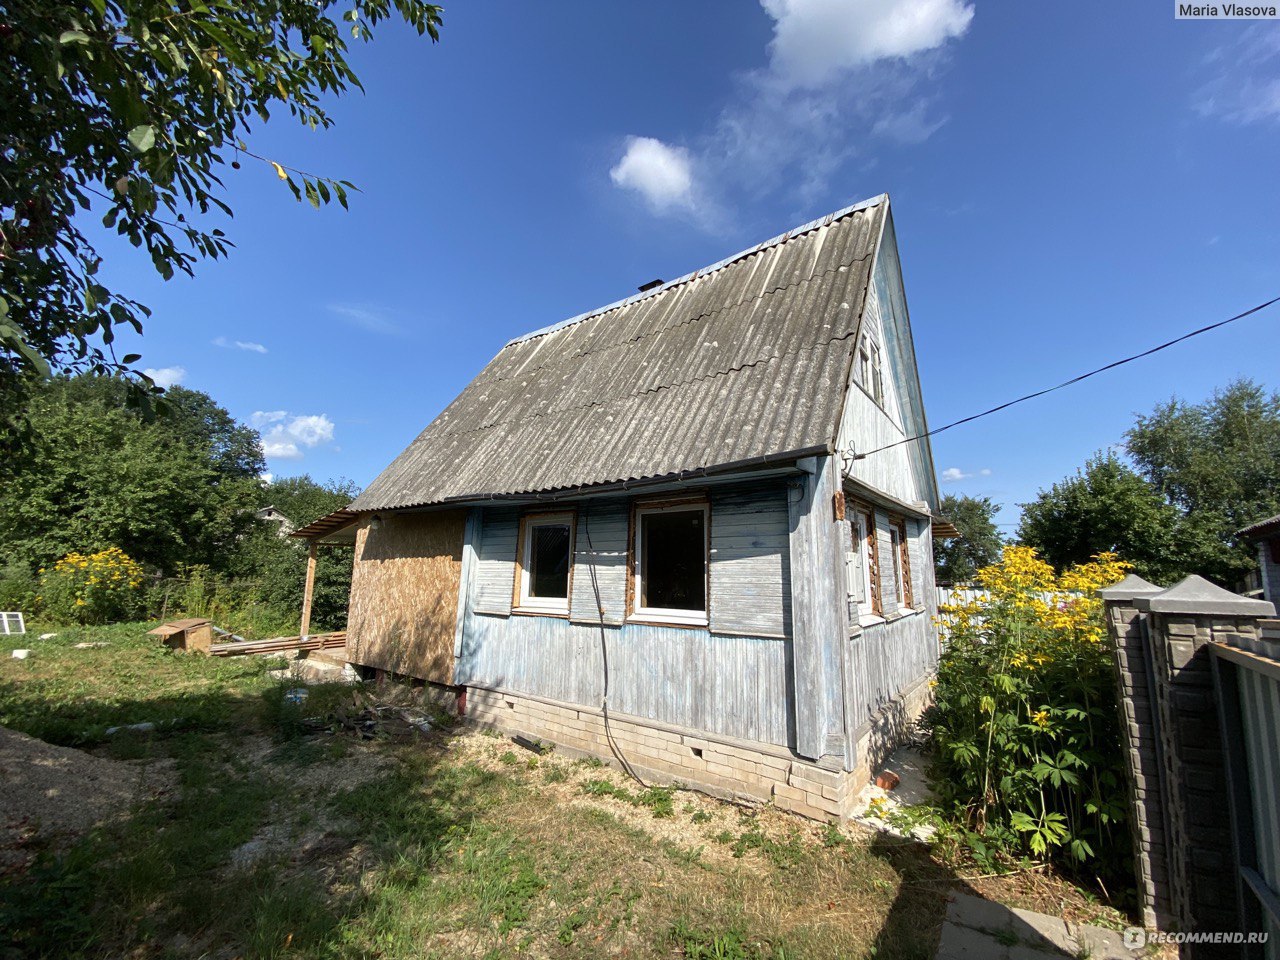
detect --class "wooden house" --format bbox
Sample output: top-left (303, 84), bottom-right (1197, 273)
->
top-left (298, 194), bottom-right (944, 820)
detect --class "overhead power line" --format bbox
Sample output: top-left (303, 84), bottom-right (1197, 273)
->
top-left (852, 294), bottom-right (1280, 461)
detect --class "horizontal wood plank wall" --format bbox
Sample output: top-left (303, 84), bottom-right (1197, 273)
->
top-left (455, 611), bottom-right (791, 746)
top-left (347, 510), bottom-right (468, 683)
top-left (569, 499), bottom-right (629, 626)
top-left (709, 482), bottom-right (791, 638)
top-left (844, 610), bottom-right (938, 734)
top-left (473, 505), bottom-right (520, 615)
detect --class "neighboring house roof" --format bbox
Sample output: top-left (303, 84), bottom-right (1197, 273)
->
top-left (353, 195), bottom-right (890, 511)
top-left (1239, 514), bottom-right (1280, 540)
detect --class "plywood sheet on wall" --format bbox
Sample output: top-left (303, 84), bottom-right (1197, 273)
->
top-left (348, 509), bottom-right (467, 683)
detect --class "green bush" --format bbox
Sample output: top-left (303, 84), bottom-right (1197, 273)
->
top-left (0, 562), bottom-right (37, 612)
top-left (923, 546), bottom-right (1132, 886)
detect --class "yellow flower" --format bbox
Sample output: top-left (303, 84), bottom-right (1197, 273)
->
top-left (1031, 710), bottom-right (1050, 728)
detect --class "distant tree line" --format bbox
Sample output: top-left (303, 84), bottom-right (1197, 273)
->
top-left (0, 375), bottom-right (356, 632)
top-left (935, 379), bottom-right (1280, 590)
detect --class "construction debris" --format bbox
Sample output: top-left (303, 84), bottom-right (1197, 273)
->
top-left (147, 618), bottom-right (213, 654)
top-left (10, 650), bottom-right (30, 660)
top-left (72, 641), bottom-right (109, 649)
top-left (296, 694), bottom-right (436, 742)
top-left (104, 721), bottom-right (157, 736)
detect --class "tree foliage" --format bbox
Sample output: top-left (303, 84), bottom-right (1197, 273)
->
top-left (225, 474), bottom-right (358, 632)
top-left (1019, 381), bottom-right (1280, 587)
top-left (1017, 452), bottom-right (1182, 584)
top-left (934, 493), bottom-right (1004, 585)
top-left (1126, 379), bottom-right (1280, 585)
top-left (0, 0), bottom-right (442, 437)
top-left (0, 375), bottom-right (263, 573)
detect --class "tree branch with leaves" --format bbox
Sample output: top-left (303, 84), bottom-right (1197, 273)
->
top-left (0, 0), bottom-right (443, 437)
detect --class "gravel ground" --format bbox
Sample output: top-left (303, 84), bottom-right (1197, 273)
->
top-left (0, 726), bottom-right (172, 872)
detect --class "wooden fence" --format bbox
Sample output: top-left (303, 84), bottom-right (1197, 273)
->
top-left (1211, 620), bottom-right (1280, 958)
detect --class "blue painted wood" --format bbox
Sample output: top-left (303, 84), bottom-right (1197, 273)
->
top-left (787, 455), bottom-right (849, 760)
top-left (710, 482), bottom-right (791, 638)
top-left (455, 609), bottom-right (791, 746)
top-left (570, 499), bottom-right (629, 626)
top-left (473, 505), bottom-right (519, 615)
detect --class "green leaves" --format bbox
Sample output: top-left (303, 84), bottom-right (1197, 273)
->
top-left (126, 124), bottom-right (156, 153)
top-left (1, 0), bottom-right (443, 426)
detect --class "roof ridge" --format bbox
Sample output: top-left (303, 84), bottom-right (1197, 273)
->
top-left (504, 193), bottom-right (888, 348)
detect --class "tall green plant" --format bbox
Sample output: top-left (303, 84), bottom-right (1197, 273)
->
top-left (923, 546), bottom-right (1131, 885)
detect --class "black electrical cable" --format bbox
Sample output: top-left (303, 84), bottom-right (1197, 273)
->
top-left (581, 507), bottom-right (649, 787)
top-left (853, 294), bottom-right (1280, 461)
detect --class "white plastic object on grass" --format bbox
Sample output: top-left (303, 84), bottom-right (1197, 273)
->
top-left (11, 649), bottom-right (30, 660)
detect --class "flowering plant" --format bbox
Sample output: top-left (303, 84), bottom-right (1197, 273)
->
top-left (39, 547), bottom-right (145, 624)
top-left (923, 546), bottom-right (1131, 880)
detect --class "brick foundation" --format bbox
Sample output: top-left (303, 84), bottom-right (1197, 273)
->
top-left (463, 687), bottom-right (866, 821)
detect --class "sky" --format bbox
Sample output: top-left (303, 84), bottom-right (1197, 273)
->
top-left (100, 1), bottom-right (1280, 530)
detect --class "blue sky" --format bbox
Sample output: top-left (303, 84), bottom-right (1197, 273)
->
top-left (104, 2), bottom-right (1280, 530)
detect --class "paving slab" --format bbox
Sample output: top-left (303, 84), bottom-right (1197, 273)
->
top-left (938, 892), bottom-right (1143, 960)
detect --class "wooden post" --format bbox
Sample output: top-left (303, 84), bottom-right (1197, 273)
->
top-left (300, 541), bottom-right (317, 638)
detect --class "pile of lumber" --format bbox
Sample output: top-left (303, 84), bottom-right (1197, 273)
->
top-left (209, 631), bottom-right (347, 657)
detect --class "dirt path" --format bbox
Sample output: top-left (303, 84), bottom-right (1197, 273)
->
top-left (0, 726), bottom-right (172, 872)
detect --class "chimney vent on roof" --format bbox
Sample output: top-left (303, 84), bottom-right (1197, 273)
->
top-left (638, 279), bottom-right (664, 292)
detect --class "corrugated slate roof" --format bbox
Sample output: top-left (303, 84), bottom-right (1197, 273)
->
top-left (352, 195), bottom-right (888, 511)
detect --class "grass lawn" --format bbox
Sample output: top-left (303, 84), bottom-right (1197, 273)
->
top-left (0, 622), bottom-right (1129, 960)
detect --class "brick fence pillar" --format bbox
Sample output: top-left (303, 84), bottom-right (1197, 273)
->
top-left (1137, 576), bottom-right (1273, 957)
top-left (1101, 573), bottom-right (1171, 930)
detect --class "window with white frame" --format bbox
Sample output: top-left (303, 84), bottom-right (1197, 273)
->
top-left (857, 339), bottom-right (884, 407)
top-left (891, 517), bottom-right (914, 609)
top-left (632, 501), bottom-right (708, 626)
top-left (516, 512), bottom-right (575, 614)
top-left (847, 506), bottom-right (881, 621)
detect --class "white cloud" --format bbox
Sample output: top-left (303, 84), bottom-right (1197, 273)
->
top-left (251, 411), bottom-right (336, 461)
top-left (609, 0), bottom-right (973, 221)
top-left (762, 0), bottom-right (974, 90)
top-left (871, 99), bottom-right (949, 144)
top-left (143, 366), bottom-right (186, 389)
top-left (250, 410), bottom-right (288, 428)
top-left (328, 303), bottom-right (403, 336)
top-left (213, 336), bottom-right (268, 354)
top-left (941, 466), bottom-right (991, 483)
top-left (1194, 26), bottom-right (1280, 125)
top-left (610, 137), bottom-right (697, 213)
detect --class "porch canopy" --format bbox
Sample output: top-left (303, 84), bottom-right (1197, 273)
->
top-left (289, 508), bottom-right (361, 637)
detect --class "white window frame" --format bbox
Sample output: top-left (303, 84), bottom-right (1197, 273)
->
top-left (516, 511), bottom-right (575, 615)
top-left (631, 501), bottom-right (710, 627)
top-left (869, 341), bottom-right (884, 405)
top-left (0, 612), bottom-right (25, 636)
top-left (852, 509), bottom-right (879, 622)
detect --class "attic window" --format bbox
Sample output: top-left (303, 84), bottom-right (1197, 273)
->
top-left (516, 512), bottom-right (575, 615)
top-left (631, 502), bottom-right (708, 626)
top-left (858, 339), bottom-right (884, 406)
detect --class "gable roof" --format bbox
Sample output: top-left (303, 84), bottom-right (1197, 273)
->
top-left (353, 195), bottom-right (890, 511)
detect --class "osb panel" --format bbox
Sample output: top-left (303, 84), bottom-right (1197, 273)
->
top-left (347, 509), bottom-right (467, 683)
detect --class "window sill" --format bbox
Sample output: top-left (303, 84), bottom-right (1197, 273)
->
top-left (627, 614), bottom-right (709, 630)
top-left (856, 613), bottom-right (885, 629)
top-left (512, 607), bottom-right (570, 619)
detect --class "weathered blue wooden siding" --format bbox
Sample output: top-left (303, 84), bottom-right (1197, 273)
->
top-left (455, 479), bottom-right (795, 747)
top-left (844, 608), bottom-right (937, 735)
top-left (455, 612), bottom-right (792, 746)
